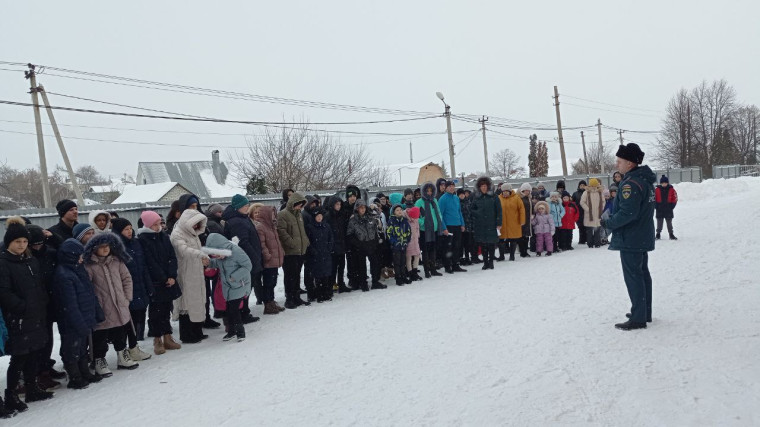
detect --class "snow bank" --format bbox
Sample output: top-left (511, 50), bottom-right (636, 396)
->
top-left (2, 178), bottom-right (758, 426)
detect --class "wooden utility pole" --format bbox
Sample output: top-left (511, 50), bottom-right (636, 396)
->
top-left (409, 141), bottom-right (413, 163)
top-left (597, 118), bottom-right (605, 173)
top-left (25, 64), bottom-right (52, 208)
top-left (444, 104), bottom-right (456, 178)
top-left (39, 86), bottom-right (85, 206)
top-left (479, 116), bottom-right (489, 175)
top-left (581, 131), bottom-right (589, 174)
top-left (618, 129), bottom-right (625, 144)
top-left (553, 86), bottom-right (568, 175)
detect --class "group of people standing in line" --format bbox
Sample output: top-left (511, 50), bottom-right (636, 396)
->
top-left (0, 142), bottom-right (679, 417)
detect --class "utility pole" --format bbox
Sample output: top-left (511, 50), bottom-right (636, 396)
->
top-left (25, 64), bottom-right (52, 208)
top-left (409, 141), bottom-right (413, 163)
top-left (618, 129), bottom-right (625, 144)
top-left (581, 131), bottom-right (589, 174)
top-left (553, 86), bottom-right (568, 176)
top-left (597, 118), bottom-right (605, 173)
top-left (38, 86), bottom-right (85, 206)
top-left (479, 116), bottom-right (489, 175)
top-left (436, 92), bottom-right (456, 178)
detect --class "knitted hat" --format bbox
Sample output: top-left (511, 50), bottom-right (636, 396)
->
top-left (589, 178), bottom-right (600, 187)
top-left (456, 188), bottom-right (466, 196)
top-left (561, 191), bottom-right (572, 199)
top-left (615, 143), bottom-right (645, 164)
top-left (313, 207), bottom-right (326, 219)
top-left (407, 206), bottom-right (420, 219)
top-left (230, 194), bottom-right (250, 210)
top-left (110, 218), bottom-right (132, 235)
top-left (660, 175), bottom-right (669, 184)
top-left (26, 225), bottom-right (46, 246)
top-left (4, 217), bottom-right (30, 247)
top-left (184, 196), bottom-right (200, 210)
top-left (609, 185), bottom-right (618, 193)
top-left (603, 189), bottom-right (610, 198)
top-left (556, 180), bottom-right (566, 191)
top-left (519, 182), bottom-right (532, 192)
top-left (73, 223), bottom-right (94, 241)
top-left (207, 203), bottom-right (224, 216)
top-left (140, 211), bottom-right (162, 228)
top-left (537, 182), bottom-right (546, 188)
top-left (56, 199), bottom-right (77, 218)
top-left (500, 183), bottom-right (513, 192)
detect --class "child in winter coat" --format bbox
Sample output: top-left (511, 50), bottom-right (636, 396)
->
top-left (0, 217), bottom-right (54, 413)
top-left (547, 192), bottom-right (566, 253)
top-left (84, 232), bottom-right (138, 375)
top-left (111, 218), bottom-right (152, 362)
top-left (601, 187), bottom-right (616, 245)
top-left (580, 178), bottom-right (605, 248)
top-left (53, 239), bottom-right (104, 390)
top-left (531, 201), bottom-right (555, 256)
top-left (252, 205), bottom-right (285, 314)
top-left (386, 205), bottom-right (412, 286)
top-left (655, 175), bottom-right (678, 240)
top-left (137, 211), bottom-right (182, 356)
top-left (405, 207), bottom-right (423, 281)
top-left (560, 192), bottom-right (579, 251)
top-left (305, 208), bottom-right (334, 302)
top-left (347, 200), bottom-right (383, 291)
top-left (88, 210), bottom-right (111, 234)
top-left (204, 233), bottom-right (252, 342)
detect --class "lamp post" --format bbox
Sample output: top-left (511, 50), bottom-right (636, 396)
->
top-left (436, 92), bottom-right (456, 178)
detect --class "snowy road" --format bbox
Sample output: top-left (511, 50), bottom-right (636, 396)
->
top-left (4, 178), bottom-right (759, 426)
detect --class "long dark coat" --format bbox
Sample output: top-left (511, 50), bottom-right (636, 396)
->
top-left (470, 178), bottom-right (503, 244)
top-left (0, 250), bottom-right (49, 355)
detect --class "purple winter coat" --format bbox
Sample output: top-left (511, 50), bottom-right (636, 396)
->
top-left (530, 212), bottom-right (555, 235)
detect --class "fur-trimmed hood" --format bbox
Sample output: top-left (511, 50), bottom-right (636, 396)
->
top-left (421, 182), bottom-right (437, 201)
top-left (83, 231), bottom-right (132, 265)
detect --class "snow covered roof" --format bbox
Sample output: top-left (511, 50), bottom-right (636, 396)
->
top-left (137, 156), bottom-right (231, 198)
top-left (112, 182), bottom-right (188, 204)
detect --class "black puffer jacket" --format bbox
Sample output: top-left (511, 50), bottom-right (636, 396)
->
top-left (305, 217), bottom-right (334, 278)
top-left (0, 250), bottom-right (49, 355)
top-left (137, 228), bottom-right (182, 303)
top-left (119, 233), bottom-right (153, 311)
top-left (324, 196), bottom-right (347, 255)
top-left (31, 244), bottom-right (57, 322)
top-left (346, 200), bottom-right (377, 252)
top-left (222, 205), bottom-right (263, 276)
top-left (53, 239), bottom-right (103, 336)
top-left (48, 220), bottom-right (77, 250)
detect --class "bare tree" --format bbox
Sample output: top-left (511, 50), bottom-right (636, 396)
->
top-left (490, 148), bottom-right (525, 179)
top-left (729, 105), bottom-right (760, 164)
top-left (571, 143), bottom-right (616, 174)
top-left (230, 121), bottom-right (394, 193)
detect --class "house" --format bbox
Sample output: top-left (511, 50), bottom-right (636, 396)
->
top-left (112, 182), bottom-right (191, 204)
top-left (136, 150), bottom-right (244, 199)
top-left (417, 162), bottom-right (445, 185)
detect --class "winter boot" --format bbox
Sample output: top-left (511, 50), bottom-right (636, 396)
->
top-left (361, 282), bottom-right (370, 292)
top-left (36, 372), bottom-right (61, 391)
top-left (192, 321), bottom-right (209, 341)
top-left (625, 313), bottom-right (652, 323)
top-left (395, 277), bottom-right (405, 286)
top-left (295, 296), bottom-right (311, 307)
top-left (337, 282), bottom-right (352, 293)
top-left (179, 314), bottom-right (201, 344)
top-left (153, 337), bottom-right (166, 355)
top-left (380, 268), bottom-right (389, 280)
top-left (117, 349), bottom-right (139, 370)
top-left (0, 396), bottom-right (14, 418)
top-left (78, 358), bottom-right (102, 383)
top-left (93, 358), bottom-right (112, 378)
top-left (242, 313), bottom-right (260, 324)
top-left (128, 345), bottom-right (152, 361)
top-left (222, 329), bottom-right (237, 341)
top-left (203, 317), bottom-right (221, 329)
top-left (163, 334), bottom-right (182, 350)
top-left (430, 268), bottom-right (443, 277)
top-left (614, 320), bottom-right (647, 331)
top-left (423, 264), bottom-right (431, 278)
top-left (669, 234), bottom-right (677, 240)
top-left (536, 252), bottom-right (542, 257)
top-left (371, 281), bottom-right (387, 290)
top-left (4, 389), bottom-right (26, 413)
top-left (263, 301), bottom-right (279, 315)
top-left (452, 265), bottom-right (467, 272)
top-left (387, 267), bottom-right (395, 278)
top-left (274, 301), bottom-right (286, 312)
top-left (64, 363), bottom-right (89, 390)
top-left (44, 367), bottom-right (67, 380)
top-left (546, 252), bottom-right (552, 256)
top-left (655, 232), bottom-right (661, 240)
top-left (24, 382), bottom-right (54, 403)
top-left (236, 324), bottom-right (246, 342)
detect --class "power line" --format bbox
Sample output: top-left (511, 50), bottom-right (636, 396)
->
top-left (562, 102), bottom-right (661, 118)
top-left (561, 94), bottom-right (663, 113)
top-left (0, 99), bottom-right (441, 126)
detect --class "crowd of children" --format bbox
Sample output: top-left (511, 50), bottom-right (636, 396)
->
top-left (0, 173), bottom-right (679, 417)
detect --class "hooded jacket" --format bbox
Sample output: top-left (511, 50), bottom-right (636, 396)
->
top-left (435, 178), bottom-right (447, 200)
top-left (346, 200), bottom-right (378, 251)
top-left (654, 184), bottom-right (678, 219)
top-left (386, 206), bottom-right (412, 251)
top-left (414, 182), bottom-right (443, 235)
top-left (53, 239), bottom-right (103, 337)
top-left (548, 198), bottom-right (566, 229)
top-left (88, 210), bottom-right (111, 234)
top-left (279, 189), bottom-right (293, 212)
top-left (607, 165), bottom-right (657, 252)
top-left (323, 195), bottom-right (347, 255)
top-left (277, 192), bottom-right (310, 256)
top-left (0, 250), bottom-right (49, 355)
top-left (499, 190), bottom-right (526, 240)
top-left (470, 177), bottom-right (502, 244)
top-left (561, 200), bottom-right (580, 230)
top-left (531, 202), bottom-right (555, 234)
top-left (253, 206), bottom-right (284, 269)
top-left (170, 209), bottom-right (208, 322)
top-left (137, 227), bottom-right (182, 302)
top-left (305, 214), bottom-right (334, 278)
top-left (206, 233), bottom-right (253, 302)
top-left (222, 205), bottom-right (263, 276)
top-left (117, 231), bottom-right (152, 311)
top-left (84, 233), bottom-right (133, 330)
top-left (580, 184), bottom-right (605, 228)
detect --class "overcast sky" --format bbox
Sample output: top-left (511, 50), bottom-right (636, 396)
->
top-left (1, 0), bottom-right (758, 184)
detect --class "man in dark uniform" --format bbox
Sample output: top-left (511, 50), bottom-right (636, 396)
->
top-left (606, 143), bottom-right (657, 331)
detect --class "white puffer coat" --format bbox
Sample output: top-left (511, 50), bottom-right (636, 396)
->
top-left (170, 209), bottom-right (208, 322)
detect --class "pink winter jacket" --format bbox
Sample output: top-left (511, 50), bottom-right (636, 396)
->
top-left (86, 255), bottom-right (133, 331)
top-left (406, 217), bottom-right (421, 256)
top-left (254, 206), bottom-right (284, 269)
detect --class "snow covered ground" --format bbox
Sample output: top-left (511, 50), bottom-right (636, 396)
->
top-left (3, 177), bottom-right (759, 426)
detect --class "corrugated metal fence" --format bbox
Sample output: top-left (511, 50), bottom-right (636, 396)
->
top-left (712, 164), bottom-right (760, 179)
top-left (0, 167), bottom-right (702, 233)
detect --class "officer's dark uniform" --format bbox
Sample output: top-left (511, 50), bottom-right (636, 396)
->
top-left (606, 163), bottom-right (657, 327)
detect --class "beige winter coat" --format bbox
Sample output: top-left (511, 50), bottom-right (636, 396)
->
top-left (86, 255), bottom-right (133, 330)
top-left (170, 209), bottom-right (209, 322)
top-left (580, 185), bottom-right (605, 227)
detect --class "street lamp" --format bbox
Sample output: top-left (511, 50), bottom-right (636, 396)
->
top-left (436, 91), bottom-right (456, 178)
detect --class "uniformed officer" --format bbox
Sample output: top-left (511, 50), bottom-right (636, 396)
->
top-left (606, 143), bottom-right (657, 330)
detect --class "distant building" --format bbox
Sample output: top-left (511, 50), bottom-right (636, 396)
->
top-left (135, 150), bottom-right (244, 199)
top-left (112, 182), bottom-right (191, 204)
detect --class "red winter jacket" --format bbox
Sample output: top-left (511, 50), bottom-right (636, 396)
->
top-left (561, 201), bottom-right (580, 229)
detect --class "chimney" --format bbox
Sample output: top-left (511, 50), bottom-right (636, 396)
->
top-left (212, 150), bottom-right (222, 183)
